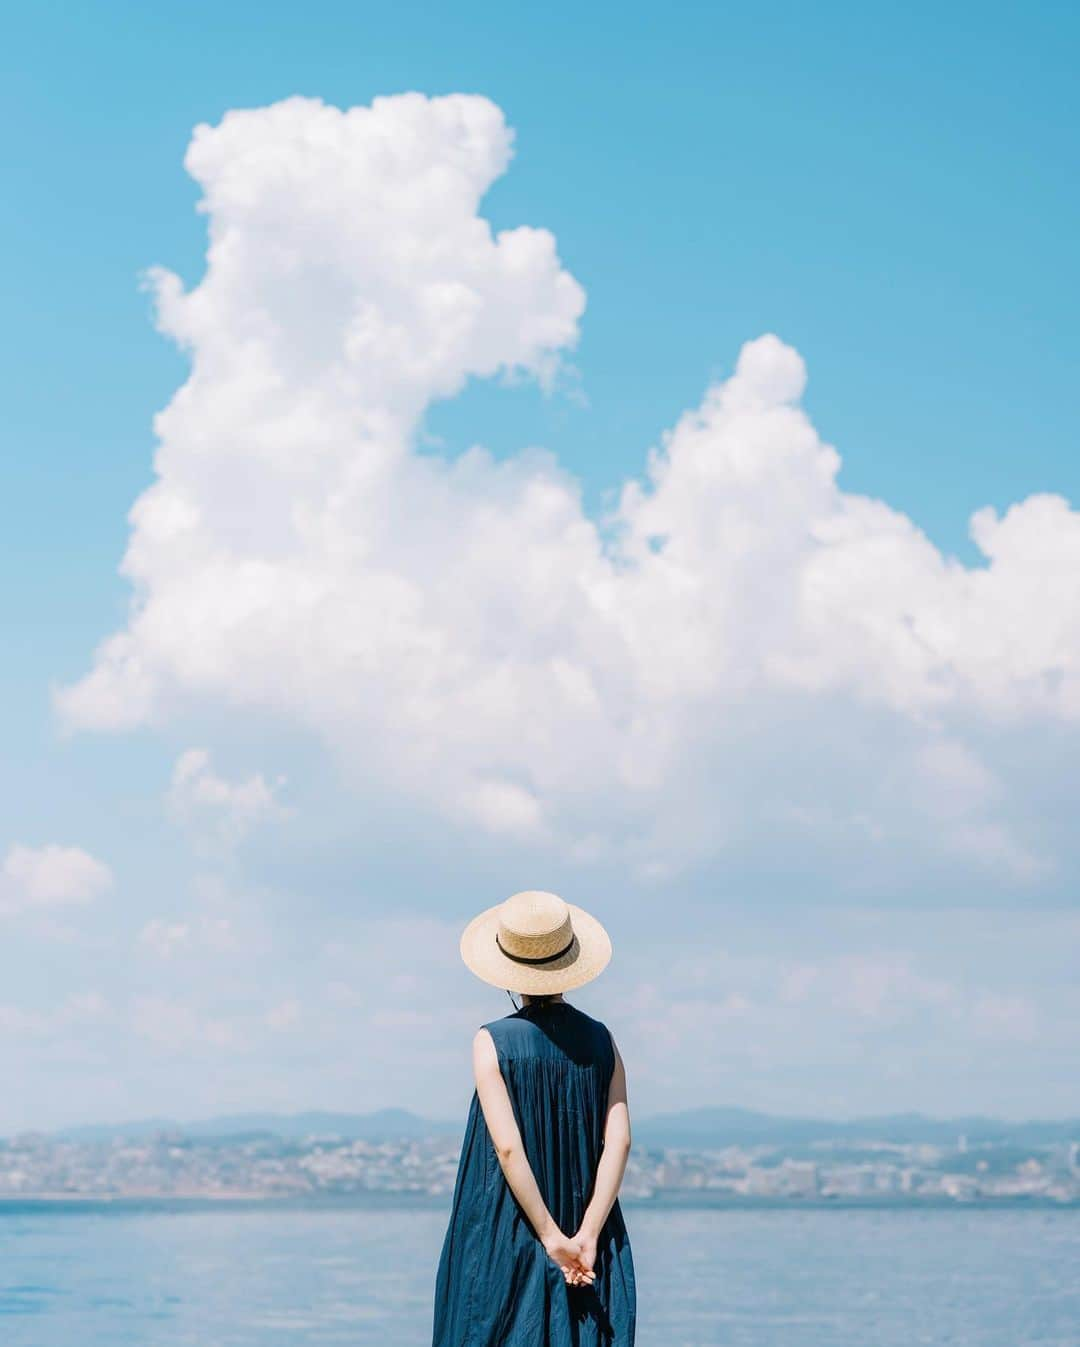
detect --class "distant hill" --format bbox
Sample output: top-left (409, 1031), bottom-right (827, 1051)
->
top-left (44, 1106), bottom-right (1080, 1148)
top-left (57, 1108), bottom-right (463, 1144)
top-left (632, 1107), bottom-right (1080, 1149)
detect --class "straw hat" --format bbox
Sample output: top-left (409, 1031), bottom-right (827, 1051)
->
top-left (459, 890), bottom-right (612, 994)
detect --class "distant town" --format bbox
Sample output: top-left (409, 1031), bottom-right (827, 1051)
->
top-left (2, 1112), bottom-right (1078, 1205)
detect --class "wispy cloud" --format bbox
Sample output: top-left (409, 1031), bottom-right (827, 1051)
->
top-left (168, 748), bottom-right (284, 848)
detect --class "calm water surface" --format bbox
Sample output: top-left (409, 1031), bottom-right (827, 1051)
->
top-left (0, 1203), bottom-right (1076, 1346)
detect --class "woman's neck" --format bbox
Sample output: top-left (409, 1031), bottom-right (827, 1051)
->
top-left (520, 993), bottom-right (566, 1006)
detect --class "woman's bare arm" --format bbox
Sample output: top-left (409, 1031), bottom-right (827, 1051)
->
top-left (472, 1028), bottom-right (594, 1283)
top-left (574, 1036), bottom-right (632, 1270)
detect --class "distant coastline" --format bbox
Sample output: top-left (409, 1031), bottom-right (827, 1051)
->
top-left (2, 1105), bottom-right (1078, 1208)
top-left (0, 1192), bottom-right (1076, 1214)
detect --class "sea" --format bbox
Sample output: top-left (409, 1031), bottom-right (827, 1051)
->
top-left (0, 1200), bottom-right (1076, 1346)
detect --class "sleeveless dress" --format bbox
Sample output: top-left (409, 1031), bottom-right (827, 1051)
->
top-left (432, 1000), bottom-right (636, 1346)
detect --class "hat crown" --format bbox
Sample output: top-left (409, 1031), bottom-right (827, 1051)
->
top-left (498, 890), bottom-right (573, 961)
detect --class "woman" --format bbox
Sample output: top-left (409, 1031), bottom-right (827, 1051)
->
top-left (432, 889), bottom-right (636, 1347)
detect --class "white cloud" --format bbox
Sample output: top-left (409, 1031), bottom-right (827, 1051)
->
top-left (56, 92), bottom-right (1080, 887)
top-left (829, 956), bottom-right (958, 1021)
top-left (0, 1005), bottom-right (50, 1036)
top-left (138, 918), bottom-right (191, 958)
top-left (168, 748), bottom-right (283, 845)
top-left (464, 779), bottom-right (545, 837)
top-left (0, 992), bottom-right (112, 1038)
top-left (1, 844), bottom-right (113, 914)
top-left (970, 993), bottom-right (1039, 1043)
top-left (132, 996), bottom-right (239, 1049)
top-left (265, 998), bottom-right (301, 1030)
top-left (944, 821), bottom-right (1050, 884)
top-left (137, 890), bottom-right (251, 963)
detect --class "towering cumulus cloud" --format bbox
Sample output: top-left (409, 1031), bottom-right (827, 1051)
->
top-left (59, 93), bottom-right (1080, 886)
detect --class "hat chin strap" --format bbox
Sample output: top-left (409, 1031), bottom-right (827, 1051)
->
top-left (495, 933), bottom-right (575, 966)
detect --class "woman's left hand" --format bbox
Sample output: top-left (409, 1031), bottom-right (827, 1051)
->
top-left (541, 1229), bottom-right (595, 1286)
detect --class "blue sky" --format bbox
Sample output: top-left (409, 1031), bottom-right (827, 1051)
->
top-left (1, 1), bottom-right (1078, 1130)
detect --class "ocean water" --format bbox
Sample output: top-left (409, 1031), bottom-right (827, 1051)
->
top-left (0, 1201), bottom-right (1077, 1346)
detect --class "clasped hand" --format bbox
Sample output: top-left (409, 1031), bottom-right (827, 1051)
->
top-left (542, 1227), bottom-right (598, 1287)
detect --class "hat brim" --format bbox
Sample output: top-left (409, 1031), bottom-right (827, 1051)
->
top-left (459, 902), bottom-right (612, 994)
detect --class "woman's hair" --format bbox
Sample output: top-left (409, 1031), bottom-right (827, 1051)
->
top-left (507, 990), bottom-right (560, 1011)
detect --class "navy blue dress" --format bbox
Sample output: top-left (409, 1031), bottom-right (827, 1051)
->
top-left (432, 1000), bottom-right (636, 1346)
